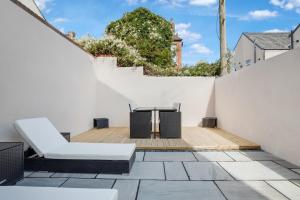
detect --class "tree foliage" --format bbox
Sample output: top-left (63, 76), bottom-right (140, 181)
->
top-left (78, 35), bottom-right (221, 76)
top-left (77, 7), bottom-right (221, 77)
top-left (77, 35), bottom-right (147, 67)
top-left (106, 7), bottom-right (174, 68)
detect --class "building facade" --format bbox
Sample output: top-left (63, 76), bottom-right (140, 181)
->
top-left (233, 33), bottom-right (290, 71)
top-left (233, 25), bottom-right (300, 71)
top-left (291, 25), bottom-right (300, 49)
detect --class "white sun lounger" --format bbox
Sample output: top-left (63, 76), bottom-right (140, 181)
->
top-left (0, 186), bottom-right (118, 200)
top-left (14, 118), bottom-right (136, 174)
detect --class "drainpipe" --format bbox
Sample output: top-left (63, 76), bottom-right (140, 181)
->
top-left (253, 40), bottom-right (257, 64)
top-left (291, 30), bottom-right (294, 49)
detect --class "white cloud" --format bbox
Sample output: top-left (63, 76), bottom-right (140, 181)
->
top-left (126, 0), bottom-right (147, 5)
top-left (157, 0), bottom-right (186, 7)
top-left (249, 10), bottom-right (278, 19)
top-left (264, 28), bottom-right (289, 32)
top-left (189, 0), bottom-right (217, 6)
top-left (51, 17), bottom-right (69, 24)
top-left (270, 0), bottom-right (300, 14)
top-left (176, 23), bottom-right (202, 42)
top-left (59, 27), bottom-right (65, 34)
top-left (175, 22), bottom-right (212, 55)
top-left (191, 43), bottom-right (213, 54)
top-left (174, 21), bottom-right (213, 57)
top-left (157, 0), bottom-right (216, 7)
top-left (241, 9), bottom-right (278, 20)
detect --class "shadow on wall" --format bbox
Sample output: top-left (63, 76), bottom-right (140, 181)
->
top-left (95, 78), bottom-right (216, 128)
top-left (95, 81), bottom-right (134, 127)
top-left (93, 57), bottom-right (217, 127)
top-left (198, 82), bottom-right (215, 127)
top-left (0, 123), bottom-right (20, 142)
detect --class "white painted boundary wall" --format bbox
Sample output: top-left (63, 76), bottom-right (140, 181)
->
top-left (0, 0), bottom-right (215, 144)
top-left (0, 0), bottom-right (98, 142)
top-left (215, 48), bottom-right (300, 166)
top-left (93, 57), bottom-right (215, 127)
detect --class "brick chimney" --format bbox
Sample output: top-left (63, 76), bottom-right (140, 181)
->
top-left (173, 33), bottom-right (183, 68)
top-left (170, 19), bottom-right (183, 68)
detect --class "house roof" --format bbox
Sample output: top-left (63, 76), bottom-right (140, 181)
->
top-left (243, 32), bottom-right (291, 50)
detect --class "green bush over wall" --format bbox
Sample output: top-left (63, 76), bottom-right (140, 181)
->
top-left (106, 7), bottom-right (174, 68)
top-left (77, 7), bottom-right (222, 77)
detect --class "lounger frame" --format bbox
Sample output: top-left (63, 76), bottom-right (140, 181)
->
top-left (24, 151), bottom-right (136, 174)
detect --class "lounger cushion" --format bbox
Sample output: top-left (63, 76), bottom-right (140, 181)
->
top-left (15, 117), bottom-right (136, 161)
top-left (0, 186), bottom-right (118, 200)
top-left (15, 118), bottom-right (68, 157)
top-left (45, 142), bottom-right (136, 160)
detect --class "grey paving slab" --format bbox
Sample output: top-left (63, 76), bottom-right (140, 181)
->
top-left (275, 160), bottom-right (300, 169)
top-left (137, 180), bottom-right (226, 200)
top-left (291, 180), bottom-right (300, 187)
top-left (16, 178), bottom-right (67, 187)
top-left (113, 180), bottom-right (139, 200)
top-left (216, 181), bottom-right (288, 200)
top-left (183, 162), bottom-right (233, 180)
top-left (61, 178), bottom-right (114, 188)
top-left (165, 162), bottom-right (189, 180)
top-left (194, 151), bottom-right (234, 162)
top-left (240, 151), bottom-right (282, 161)
top-left (136, 151), bottom-right (145, 161)
top-left (51, 173), bottom-right (97, 179)
top-left (267, 181), bottom-right (300, 200)
top-left (219, 161), bottom-right (300, 180)
top-left (225, 151), bottom-right (252, 161)
top-left (292, 169), bottom-right (300, 174)
top-left (144, 152), bottom-right (197, 162)
top-left (24, 171), bottom-right (33, 177)
top-left (28, 172), bottom-right (54, 178)
top-left (97, 162), bottom-right (164, 180)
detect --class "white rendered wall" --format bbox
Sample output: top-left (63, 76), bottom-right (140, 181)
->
top-left (265, 49), bottom-right (288, 60)
top-left (233, 35), bottom-right (264, 70)
top-left (215, 48), bottom-right (300, 166)
top-left (0, 0), bottom-right (98, 142)
top-left (93, 57), bottom-right (215, 127)
top-left (18, 0), bottom-right (44, 19)
top-left (293, 27), bottom-right (300, 49)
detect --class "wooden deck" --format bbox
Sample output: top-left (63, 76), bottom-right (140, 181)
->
top-left (72, 127), bottom-right (260, 150)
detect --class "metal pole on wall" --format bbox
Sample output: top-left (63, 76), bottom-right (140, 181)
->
top-left (219, 0), bottom-right (227, 75)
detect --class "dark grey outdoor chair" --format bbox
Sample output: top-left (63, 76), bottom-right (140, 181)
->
top-left (159, 103), bottom-right (182, 138)
top-left (130, 105), bottom-right (152, 138)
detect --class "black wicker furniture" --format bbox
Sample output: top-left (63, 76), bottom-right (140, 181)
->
top-left (14, 118), bottom-right (136, 174)
top-left (0, 142), bottom-right (24, 185)
top-left (132, 107), bottom-right (178, 138)
top-left (60, 132), bottom-right (70, 142)
top-left (202, 117), bottom-right (217, 128)
top-left (94, 118), bottom-right (109, 129)
top-left (159, 111), bottom-right (182, 138)
top-left (130, 111), bottom-right (152, 138)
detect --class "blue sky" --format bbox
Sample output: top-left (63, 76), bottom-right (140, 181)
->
top-left (35, 0), bottom-right (300, 64)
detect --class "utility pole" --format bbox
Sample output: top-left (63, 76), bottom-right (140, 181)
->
top-left (219, 0), bottom-right (227, 75)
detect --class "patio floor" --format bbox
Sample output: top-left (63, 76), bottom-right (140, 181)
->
top-left (17, 150), bottom-right (300, 200)
top-left (71, 127), bottom-right (260, 150)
